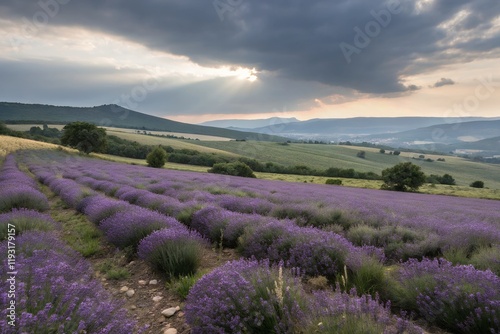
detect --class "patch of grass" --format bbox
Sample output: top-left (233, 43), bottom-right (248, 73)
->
top-left (168, 271), bottom-right (206, 300)
top-left (97, 258), bottom-right (130, 280)
top-left (50, 198), bottom-right (104, 257)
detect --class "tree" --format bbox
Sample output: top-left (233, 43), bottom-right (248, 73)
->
top-left (393, 150), bottom-right (401, 156)
top-left (356, 151), bottom-right (366, 159)
top-left (381, 162), bottom-right (426, 192)
top-left (379, 149), bottom-right (385, 154)
top-left (146, 146), bottom-right (168, 168)
top-left (61, 122), bottom-right (107, 154)
top-left (208, 162), bottom-right (256, 178)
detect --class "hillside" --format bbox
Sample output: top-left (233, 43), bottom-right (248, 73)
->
top-left (244, 116), bottom-right (493, 140)
top-left (0, 102), bottom-right (288, 142)
top-left (189, 140), bottom-right (500, 188)
top-left (200, 117), bottom-right (299, 129)
top-left (363, 120), bottom-right (500, 146)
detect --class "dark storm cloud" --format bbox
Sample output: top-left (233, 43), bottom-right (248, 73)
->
top-left (432, 78), bottom-right (455, 88)
top-left (1, 0), bottom-right (499, 105)
top-left (0, 58), bottom-right (338, 115)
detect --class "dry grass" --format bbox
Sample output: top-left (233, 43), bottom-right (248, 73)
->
top-left (0, 135), bottom-right (72, 157)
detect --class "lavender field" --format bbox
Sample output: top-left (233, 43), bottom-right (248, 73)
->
top-left (1, 149), bottom-right (500, 333)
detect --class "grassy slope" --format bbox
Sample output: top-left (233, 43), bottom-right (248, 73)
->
top-left (1, 136), bottom-right (498, 199)
top-left (0, 102), bottom-right (287, 141)
top-left (188, 141), bottom-right (500, 188)
top-left (106, 130), bottom-right (239, 156)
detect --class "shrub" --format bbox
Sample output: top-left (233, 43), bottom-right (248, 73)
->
top-left (208, 161), bottom-right (256, 178)
top-left (307, 289), bottom-right (422, 334)
top-left (82, 196), bottom-right (130, 224)
top-left (381, 162), bottom-right (425, 192)
top-left (389, 258), bottom-right (500, 333)
top-left (146, 146), bottom-right (168, 168)
top-left (325, 179), bottom-right (342, 185)
top-left (0, 232), bottom-right (137, 333)
top-left (356, 151), bottom-right (366, 159)
top-left (100, 208), bottom-right (182, 250)
top-left (0, 209), bottom-right (58, 240)
top-left (0, 185), bottom-right (49, 213)
top-left (138, 228), bottom-right (204, 279)
top-left (470, 180), bottom-right (485, 188)
top-left (379, 149), bottom-right (385, 154)
top-left (185, 259), bottom-right (308, 333)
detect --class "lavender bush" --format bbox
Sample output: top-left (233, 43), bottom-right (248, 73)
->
top-left (185, 259), bottom-right (308, 333)
top-left (82, 195), bottom-right (131, 224)
top-left (308, 289), bottom-right (423, 334)
top-left (138, 227), bottom-right (205, 279)
top-left (0, 209), bottom-right (58, 240)
top-left (0, 232), bottom-right (137, 333)
top-left (100, 208), bottom-right (183, 249)
top-left (390, 258), bottom-right (500, 333)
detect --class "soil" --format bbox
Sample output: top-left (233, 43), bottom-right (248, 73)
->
top-left (92, 244), bottom-right (239, 334)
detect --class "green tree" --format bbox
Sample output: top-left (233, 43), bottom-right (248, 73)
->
top-left (208, 162), bottom-right (256, 178)
top-left (146, 146), bottom-right (168, 168)
top-left (439, 174), bottom-right (456, 185)
top-left (381, 162), bottom-right (426, 192)
top-left (61, 122), bottom-right (107, 154)
top-left (379, 149), bottom-right (385, 154)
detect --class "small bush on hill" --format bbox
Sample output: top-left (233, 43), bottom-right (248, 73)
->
top-left (208, 162), bottom-right (256, 178)
top-left (146, 146), bottom-right (167, 168)
top-left (325, 179), bottom-right (342, 185)
top-left (470, 180), bottom-right (484, 188)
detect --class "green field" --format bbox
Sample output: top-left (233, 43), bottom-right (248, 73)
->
top-left (187, 141), bottom-right (500, 189)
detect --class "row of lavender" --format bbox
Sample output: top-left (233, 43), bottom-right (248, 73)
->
top-left (28, 161), bottom-right (206, 280)
top-left (18, 150), bottom-right (500, 333)
top-left (19, 152), bottom-right (424, 333)
top-left (38, 150), bottom-right (500, 272)
top-left (33, 150), bottom-right (500, 267)
top-left (0, 155), bottom-right (138, 333)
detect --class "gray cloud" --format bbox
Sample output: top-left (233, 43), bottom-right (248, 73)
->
top-left (432, 78), bottom-right (455, 88)
top-left (0, 0), bottom-right (499, 113)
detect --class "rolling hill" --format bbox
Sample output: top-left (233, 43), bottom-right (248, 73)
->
top-left (241, 116), bottom-right (494, 140)
top-left (362, 120), bottom-right (500, 146)
top-left (0, 102), bottom-right (288, 142)
top-left (200, 117), bottom-right (299, 129)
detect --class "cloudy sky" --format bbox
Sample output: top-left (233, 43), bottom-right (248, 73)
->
top-left (1, 0), bottom-right (499, 123)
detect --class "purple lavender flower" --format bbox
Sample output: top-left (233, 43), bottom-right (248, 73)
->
top-left (393, 258), bottom-right (500, 333)
top-left (138, 227), bottom-right (206, 278)
top-left (0, 231), bottom-right (137, 333)
top-left (0, 209), bottom-right (58, 240)
top-left (186, 259), bottom-right (308, 333)
top-left (100, 208), bottom-right (183, 249)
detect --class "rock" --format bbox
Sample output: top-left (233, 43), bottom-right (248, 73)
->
top-left (149, 279), bottom-right (158, 285)
top-left (161, 306), bottom-right (180, 318)
top-left (152, 296), bottom-right (163, 302)
top-left (138, 280), bottom-right (147, 285)
top-left (177, 311), bottom-right (184, 318)
top-left (126, 289), bottom-right (135, 297)
top-left (164, 329), bottom-right (177, 334)
top-left (130, 305), bottom-right (137, 310)
top-left (157, 316), bottom-right (165, 323)
top-left (127, 261), bottom-right (135, 266)
top-left (120, 286), bottom-right (129, 292)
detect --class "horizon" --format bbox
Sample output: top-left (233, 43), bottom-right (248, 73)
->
top-left (1, 1), bottom-right (499, 123)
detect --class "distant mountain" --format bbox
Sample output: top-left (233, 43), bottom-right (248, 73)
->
top-left (200, 117), bottom-right (299, 129)
top-left (362, 120), bottom-right (500, 145)
top-left (243, 117), bottom-right (493, 140)
top-left (0, 102), bottom-right (288, 142)
top-left (447, 136), bottom-right (500, 156)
